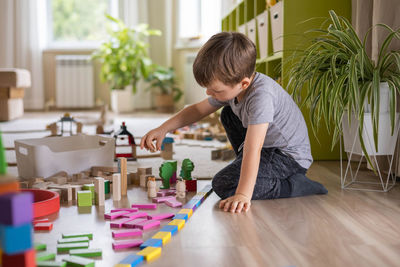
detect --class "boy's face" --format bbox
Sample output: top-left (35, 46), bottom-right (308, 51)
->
top-left (206, 77), bottom-right (252, 102)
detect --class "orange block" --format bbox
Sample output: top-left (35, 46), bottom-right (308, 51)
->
top-left (0, 176), bottom-right (20, 195)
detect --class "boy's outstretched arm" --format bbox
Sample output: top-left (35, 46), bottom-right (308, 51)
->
top-left (219, 123), bottom-right (269, 213)
top-left (140, 99), bottom-right (219, 151)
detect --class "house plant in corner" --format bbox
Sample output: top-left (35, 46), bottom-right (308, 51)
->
top-left (287, 10), bottom-right (400, 191)
top-left (92, 15), bottom-right (161, 113)
top-left (145, 65), bottom-right (183, 113)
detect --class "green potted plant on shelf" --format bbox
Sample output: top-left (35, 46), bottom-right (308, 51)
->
top-left (145, 65), bottom-right (183, 113)
top-left (92, 14), bottom-right (161, 113)
top-left (287, 10), bottom-right (400, 169)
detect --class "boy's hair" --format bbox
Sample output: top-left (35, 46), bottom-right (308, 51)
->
top-left (193, 32), bottom-right (256, 87)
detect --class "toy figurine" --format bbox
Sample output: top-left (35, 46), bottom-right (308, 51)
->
top-left (176, 179), bottom-right (186, 198)
top-left (147, 176), bottom-right (157, 198)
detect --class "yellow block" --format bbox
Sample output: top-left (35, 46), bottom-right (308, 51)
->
top-left (168, 219), bottom-right (185, 231)
top-left (178, 208), bottom-right (193, 218)
top-left (114, 265), bottom-right (130, 267)
top-left (152, 231), bottom-right (171, 245)
top-left (137, 246), bottom-right (162, 262)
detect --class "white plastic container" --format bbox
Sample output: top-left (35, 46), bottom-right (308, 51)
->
top-left (15, 135), bottom-right (115, 179)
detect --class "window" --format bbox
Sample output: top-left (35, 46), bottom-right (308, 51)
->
top-left (47, 0), bottom-right (118, 48)
top-left (177, 0), bottom-right (221, 47)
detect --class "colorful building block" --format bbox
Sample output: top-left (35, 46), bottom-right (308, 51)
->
top-left (152, 231), bottom-right (171, 245)
top-left (159, 225), bottom-right (178, 236)
top-left (185, 179), bottom-right (197, 192)
top-left (110, 218), bottom-right (134, 228)
top-left (104, 210), bottom-right (130, 220)
top-left (0, 192), bottom-right (33, 225)
top-left (137, 246), bottom-right (162, 262)
top-left (122, 218), bottom-right (148, 228)
top-left (0, 222), bottom-right (33, 254)
top-left (147, 213), bottom-right (174, 220)
top-left (77, 191), bottom-right (92, 207)
top-left (111, 208), bottom-right (138, 213)
top-left (112, 239), bottom-right (143, 250)
top-left (57, 242), bottom-right (89, 253)
top-left (118, 158), bottom-right (128, 196)
top-left (37, 261), bottom-right (67, 267)
top-left (178, 208), bottom-right (193, 218)
top-left (34, 243), bottom-right (47, 251)
top-left (69, 248), bottom-right (102, 258)
top-left (33, 218), bottom-right (49, 225)
top-left (112, 174), bottom-right (121, 201)
top-left (36, 251), bottom-right (56, 261)
top-left (131, 203), bottom-right (157, 210)
top-left (104, 180), bottom-right (110, 194)
top-left (173, 213), bottom-right (188, 221)
top-left (116, 254), bottom-right (144, 267)
top-left (62, 232), bottom-right (93, 240)
top-left (152, 196), bottom-right (175, 203)
top-left (62, 255), bottom-right (94, 267)
top-left (139, 238), bottom-right (162, 249)
top-left (57, 237), bottom-right (89, 244)
top-left (168, 219), bottom-right (185, 231)
top-left (94, 177), bottom-right (105, 206)
top-left (112, 229), bottom-right (142, 239)
top-left (82, 184), bottom-right (95, 201)
top-left (34, 222), bottom-right (53, 231)
top-left (134, 220), bottom-right (160, 230)
top-left (1, 249), bottom-right (35, 267)
top-left (122, 211), bottom-right (148, 220)
top-left (165, 199), bottom-right (182, 208)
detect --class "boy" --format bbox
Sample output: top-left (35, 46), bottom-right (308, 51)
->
top-left (140, 32), bottom-right (327, 213)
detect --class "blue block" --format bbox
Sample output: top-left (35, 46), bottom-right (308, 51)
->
top-left (160, 225), bottom-right (178, 236)
top-left (162, 137), bottom-right (174, 144)
top-left (119, 254), bottom-right (144, 267)
top-left (173, 213), bottom-right (188, 221)
top-left (0, 222), bottom-right (33, 254)
top-left (139, 238), bottom-right (162, 249)
top-left (0, 192), bottom-right (33, 226)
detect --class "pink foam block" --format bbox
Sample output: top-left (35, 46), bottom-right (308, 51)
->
top-left (131, 203), bottom-right (157, 210)
top-left (165, 199), bottom-right (182, 208)
top-left (147, 213), bottom-right (175, 220)
top-left (122, 211), bottom-right (148, 219)
top-left (110, 218), bottom-right (134, 228)
top-left (156, 191), bottom-right (167, 197)
top-left (112, 239), bottom-right (143, 250)
top-left (111, 208), bottom-right (139, 213)
top-left (135, 219), bottom-right (160, 230)
top-left (112, 229), bottom-right (143, 238)
top-left (122, 218), bottom-right (148, 228)
top-left (152, 196), bottom-right (176, 203)
top-left (104, 210), bottom-right (130, 220)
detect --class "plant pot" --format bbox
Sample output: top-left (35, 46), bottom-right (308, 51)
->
top-left (111, 85), bottom-right (133, 113)
top-left (155, 93), bottom-right (174, 113)
top-left (364, 82), bottom-right (390, 113)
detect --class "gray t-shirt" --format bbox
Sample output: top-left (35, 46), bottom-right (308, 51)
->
top-left (208, 72), bottom-right (313, 169)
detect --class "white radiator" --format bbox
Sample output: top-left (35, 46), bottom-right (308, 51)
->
top-left (183, 52), bottom-right (207, 105)
top-left (55, 55), bottom-right (94, 108)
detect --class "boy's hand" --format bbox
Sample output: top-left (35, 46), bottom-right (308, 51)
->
top-left (219, 193), bottom-right (251, 213)
top-left (140, 127), bottom-right (167, 152)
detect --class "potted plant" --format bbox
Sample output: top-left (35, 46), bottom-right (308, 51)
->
top-left (287, 10), bottom-right (400, 171)
top-left (92, 15), bottom-right (161, 113)
top-left (145, 65), bottom-right (183, 113)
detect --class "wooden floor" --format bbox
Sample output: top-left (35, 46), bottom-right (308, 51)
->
top-left (33, 161), bottom-right (400, 267)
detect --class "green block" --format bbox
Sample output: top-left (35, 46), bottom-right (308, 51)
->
top-left (36, 251), bottom-right (56, 262)
top-left (34, 243), bottom-right (47, 251)
top-left (57, 242), bottom-right (89, 253)
top-left (58, 237), bottom-right (89, 244)
top-left (77, 191), bottom-right (92, 207)
top-left (69, 248), bottom-right (102, 258)
top-left (37, 261), bottom-right (67, 267)
top-left (82, 184), bottom-right (95, 200)
top-left (62, 232), bottom-right (93, 240)
top-left (62, 255), bottom-right (95, 267)
top-left (0, 132), bottom-right (7, 174)
top-left (104, 180), bottom-right (110, 194)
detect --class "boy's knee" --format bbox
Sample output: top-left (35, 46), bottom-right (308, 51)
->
top-left (212, 173), bottom-right (230, 199)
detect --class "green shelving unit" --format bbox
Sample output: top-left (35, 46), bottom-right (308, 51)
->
top-left (221, 0), bottom-right (352, 160)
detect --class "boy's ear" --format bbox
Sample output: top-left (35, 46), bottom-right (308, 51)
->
top-left (241, 77), bottom-right (251, 89)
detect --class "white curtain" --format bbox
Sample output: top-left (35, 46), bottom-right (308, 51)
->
top-left (0, 0), bottom-right (46, 110)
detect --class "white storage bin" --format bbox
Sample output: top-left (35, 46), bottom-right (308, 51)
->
top-left (257, 11), bottom-right (269, 59)
top-left (15, 135), bottom-right (115, 179)
top-left (238, 24), bottom-right (247, 35)
top-left (270, 1), bottom-right (283, 53)
top-left (246, 18), bottom-right (257, 45)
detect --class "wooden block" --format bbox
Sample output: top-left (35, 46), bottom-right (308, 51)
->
top-left (112, 239), bottom-right (143, 250)
top-left (139, 174), bottom-right (147, 187)
top-left (131, 203), bottom-right (157, 210)
top-left (34, 243), bottom-right (47, 251)
top-left (159, 225), bottom-right (178, 236)
top-left (129, 172), bottom-right (139, 186)
top-left (104, 180), bottom-right (110, 194)
top-left (165, 199), bottom-right (182, 208)
top-left (110, 218), bottom-right (134, 228)
top-left (0, 87), bottom-right (25, 99)
top-left (34, 222), bottom-right (53, 231)
top-left (152, 231), bottom-right (171, 245)
top-left (211, 149), bottom-right (223, 160)
top-left (137, 167), bottom-right (152, 175)
top-left (122, 211), bottom-right (148, 220)
top-left (178, 208), bottom-right (193, 218)
top-left (77, 191), bottom-right (92, 207)
top-left (37, 261), bottom-right (67, 267)
top-left (137, 246), bottom-right (162, 262)
top-left (112, 174), bottom-right (121, 201)
top-left (19, 181), bottom-right (29, 188)
top-left (57, 237), bottom-right (89, 244)
top-left (49, 176), bottom-right (67, 185)
top-left (48, 185), bottom-right (72, 202)
top-left (0, 222), bottom-right (33, 254)
top-left (62, 255), bottom-right (94, 266)
top-left (173, 213), bottom-right (188, 221)
top-left (152, 196), bottom-right (175, 203)
top-left (168, 219), bottom-right (185, 231)
top-left (104, 210), bottom-right (131, 220)
top-left (147, 213), bottom-right (174, 220)
top-left (82, 184), bottom-right (95, 201)
top-left (36, 251), bottom-right (56, 262)
top-left (112, 229), bottom-right (142, 239)
top-left (134, 219), bottom-right (160, 230)
top-left (57, 242), bottom-right (89, 253)
top-left (111, 208), bottom-right (138, 213)
top-left (70, 185), bottom-right (83, 200)
top-left (2, 249), bottom-right (35, 267)
top-left (121, 218), bottom-right (147, 228)
top-left (118, 158), bottom-right (128, 196)
top-left (69, 248), bottom-right (102, 258)
top-left (62, 232), bottom-right (93, 240)
top-left (139, 238), bottom-right (162, 249)
top-left (94, 177), bottom-right (105, 206)
top-left (222, 149), bottom-right (236, 160)
top-left (185, 179), bottom-right (197, 192)
top-left (0, 192), bottom-right (33, 225)
top-left (117, 254), bottom-right (144, 267)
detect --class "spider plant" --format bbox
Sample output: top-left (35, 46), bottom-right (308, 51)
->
top-left (287, 10), bottom-right (400, 167)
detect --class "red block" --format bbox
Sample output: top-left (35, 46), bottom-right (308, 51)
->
top-left (2, 249), bottom-right (36, 267)
top-left (185, 179), bottom-right (197, 192)
top-left (34, 222), bottom-right (53, 231)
